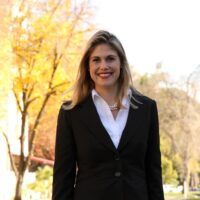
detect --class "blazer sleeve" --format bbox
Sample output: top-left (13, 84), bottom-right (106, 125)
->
top-left (145, 100), bottom-right (165, 200)
top-left (52, 105), bottom-right (76, 200)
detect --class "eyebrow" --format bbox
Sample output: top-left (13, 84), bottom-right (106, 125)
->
top-left (90, 55), bottom-right (118, 59)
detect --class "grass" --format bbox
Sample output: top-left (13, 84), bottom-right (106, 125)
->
top-left (165, 191), bottom-right (200, 200)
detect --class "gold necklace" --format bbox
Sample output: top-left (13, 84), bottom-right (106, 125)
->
top-left (108, 103), bottom-right (118, 111)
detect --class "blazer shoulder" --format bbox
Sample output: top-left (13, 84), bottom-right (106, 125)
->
top-left (59, 96), bottom-right (89, 113)
top-left (133, 92), bottom-right (156, 106)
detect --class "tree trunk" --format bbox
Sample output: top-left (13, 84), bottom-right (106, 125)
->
top-left (183, 179), bottom-right (188, 199)
top-left (183, 169), bottom-right (190, 199)
top-left (14, 173), bottom-right (24, 200)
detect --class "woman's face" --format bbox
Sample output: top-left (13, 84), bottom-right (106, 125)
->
top-left (89, 43), bottom-right (121, 92)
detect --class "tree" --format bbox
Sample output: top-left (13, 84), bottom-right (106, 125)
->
top-left (157, 67), bottom-right (200, 198)
top-left (160, 134), bottom-right (178, 184)
top-left (28, 165), bottom-right (53, 199)
top-left (162, 156), bottom-right (178, 184)
top-left (133, 65), bottom-right (200, 198)
top-left (2, 0), bottom-right (94, 199)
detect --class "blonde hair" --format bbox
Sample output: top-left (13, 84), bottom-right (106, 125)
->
top-left (64, 30), bottom-right (140, 110)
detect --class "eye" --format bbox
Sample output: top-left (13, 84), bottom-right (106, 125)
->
top-left (91, 57), bottom-right (100, 63)
top-left (106, 56), bottom-right (115, 62)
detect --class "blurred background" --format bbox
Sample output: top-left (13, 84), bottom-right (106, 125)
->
top-left (0, 0), bottom-right (200, 199)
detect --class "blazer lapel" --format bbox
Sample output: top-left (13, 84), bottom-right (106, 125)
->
top-left (117, 98), bottom-right (143, 152)
top-left (78, 95), bottom-right (117, 153)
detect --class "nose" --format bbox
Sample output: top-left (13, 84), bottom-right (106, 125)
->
top-left (99, 59), bottom-right (109, 70)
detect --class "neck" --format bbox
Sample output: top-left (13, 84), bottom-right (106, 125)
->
top-left (95, 86), bottom-right (118, 105)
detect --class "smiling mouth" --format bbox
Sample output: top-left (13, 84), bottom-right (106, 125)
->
top-left (97, 72), bottom-right (113, 78)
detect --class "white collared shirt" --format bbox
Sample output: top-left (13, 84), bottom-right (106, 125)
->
top-left (91, 89), bottom-right (131, 148)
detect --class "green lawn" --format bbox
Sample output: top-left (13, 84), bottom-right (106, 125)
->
top-left (165, 191), bottom-right (200, 200)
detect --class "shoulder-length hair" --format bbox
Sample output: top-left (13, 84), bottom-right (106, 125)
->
top-left (63, 30), bottom-right (141, 110)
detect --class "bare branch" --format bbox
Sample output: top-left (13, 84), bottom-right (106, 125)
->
top-left (12, 88), bottom-right (22, 113)
top-left (26, 96), bottom-right (40, 106)
top-left (27, 82), bottom-right (36, 100)
top-left (1, 129), bottom-right (18, 177)
top-left (24, 92), bottom-right (51, 169)
top-left (52, 82), bottom-right (68, 90)
top-left (24, 48), bottom-right (60, 167)
top-left (49, 0), bottom-right (63, 18)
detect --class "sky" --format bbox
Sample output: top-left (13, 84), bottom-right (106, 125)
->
top-left (89, 0), bottom-right (200, 80)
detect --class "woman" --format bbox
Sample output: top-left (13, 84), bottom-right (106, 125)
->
top-left (52, 30), bottom-right (165, 200)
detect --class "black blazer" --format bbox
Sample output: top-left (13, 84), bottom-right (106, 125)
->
top-left (52, 93), bottom-right (164, 200)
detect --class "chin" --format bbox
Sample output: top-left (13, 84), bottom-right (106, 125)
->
top-left (97, 83), bottom-right (117, 89)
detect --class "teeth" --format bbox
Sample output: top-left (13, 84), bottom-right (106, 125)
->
top-left (98, 73), bottom-right (111, 78)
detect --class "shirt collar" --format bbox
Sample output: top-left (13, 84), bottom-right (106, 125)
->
top-left (91, 88), bottom-right (131, 109)
top-left (91, 89), bottom-right (100, 100)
